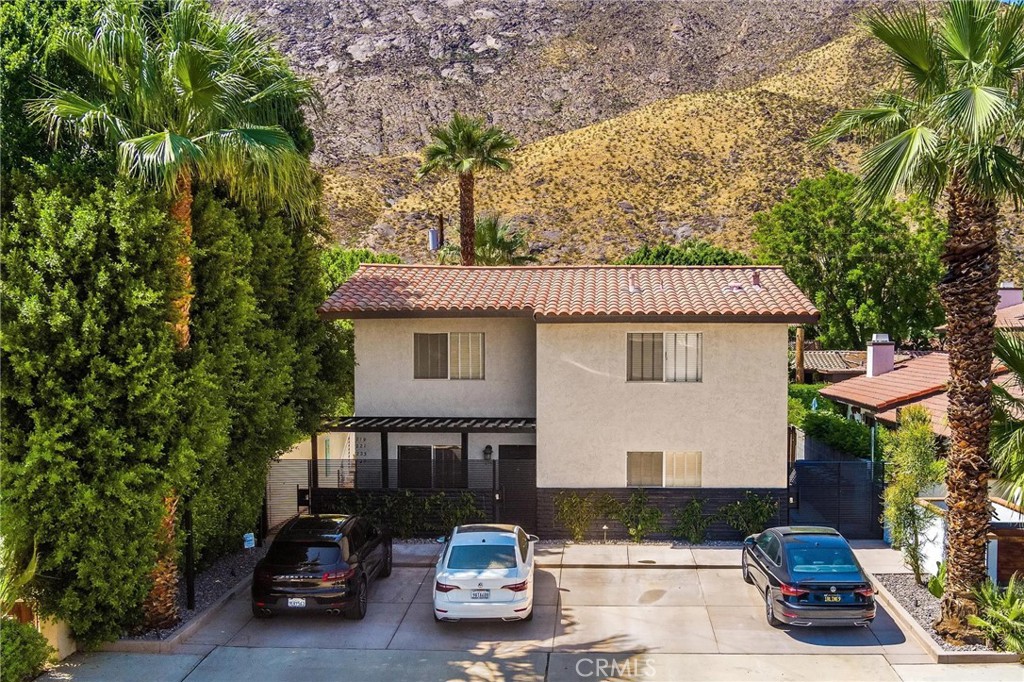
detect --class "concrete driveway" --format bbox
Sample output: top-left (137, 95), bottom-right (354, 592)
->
top-left (41, 544), bottom-right (1023, 682)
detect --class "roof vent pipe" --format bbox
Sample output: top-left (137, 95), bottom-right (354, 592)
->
top-left (867, 333), bottom-right (895, 378)
top-left (628, 272), bottom-right (641, 294)
top-left (751, 270), bottom-right (761, 288)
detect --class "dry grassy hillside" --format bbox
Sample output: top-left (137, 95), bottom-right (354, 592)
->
top-left (331, 29), bottom-right (878, 262)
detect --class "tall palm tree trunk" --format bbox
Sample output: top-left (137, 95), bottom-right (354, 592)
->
top-left (934, 174), bottom-right (999, 640)
top-left (142, 174), bottom-right (194, 630)
top-left (458, 172), bottom-right (475, 266)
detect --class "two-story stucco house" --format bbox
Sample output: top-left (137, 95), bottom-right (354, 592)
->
top-left (316, 264), bottom-right (818, 537)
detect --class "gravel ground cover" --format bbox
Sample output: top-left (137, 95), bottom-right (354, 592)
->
top-left (874, 572), bottom-right (992, 652)
top-left (129, 545), bottom-right (268, 641)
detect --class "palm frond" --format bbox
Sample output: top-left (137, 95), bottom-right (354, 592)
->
top-left (992, 330), bottom-right (1024, 500)
top-left (811, 95), bottom-right (917, 148)
top-left (858, 126), bottom-right (941, 205)
top-left (938, 84), bottom-right (1012, 142)
top-left (939, 0), bottom-right (999, 71)
top-left (958, 143), bottom-right (1024, 201)
top-left (26, 85), bottom-right (136, 145)
top-left (866, 7), bottom-right (943, 93)
top-left (118, 131), bottom-right (205, 192)
top-left (992, 2), bottom-right (1024, 76)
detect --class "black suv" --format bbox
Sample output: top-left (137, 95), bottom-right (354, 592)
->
top-left (252, 514), bottom-right (392, 619)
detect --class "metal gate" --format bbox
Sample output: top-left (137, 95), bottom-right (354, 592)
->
top-left (497, 446), bottom-right (537, 532)
top-left (788, 460), bottom-right (885, 539)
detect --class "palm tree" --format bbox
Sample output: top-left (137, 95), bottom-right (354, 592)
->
top-left (813, 0), bottom-right (1024, 638)
top-left (439, 215), bottom-right (537, 265)
top-left (28, 0), bottom-right (317, 629)
top-left (992, 330), bottom-right (1024, 504)
top-left (416, 113), bottom-right (517, 265)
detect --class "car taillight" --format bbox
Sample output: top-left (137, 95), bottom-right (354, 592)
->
top-left (779, 583), bottom-right (809, 597)
top-left (435, 581), bottom-right (458, 593)
top-left (502, 581), bottom-right (528, 593)
top-left (855, 586), bottom-right (874, 597)
top-left (322, 568), bottom-right (355, 582)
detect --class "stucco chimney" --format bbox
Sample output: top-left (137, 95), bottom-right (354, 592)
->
top-left (867, 333), bottom-right (895, 378)
top-left (998, 281), bottom-right (1022, 310)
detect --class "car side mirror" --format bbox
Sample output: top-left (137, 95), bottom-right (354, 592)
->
top-left (527, 534), bottom-right (539, 543)
top-left (435, 536), bottom-right (447, 544)
top-left (743, 535), bottom-right (756, 546)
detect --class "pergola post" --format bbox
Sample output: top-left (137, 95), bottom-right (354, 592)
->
top-left (380, 431), bottom-right (389, 489)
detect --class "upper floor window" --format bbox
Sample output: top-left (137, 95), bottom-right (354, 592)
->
top-left (414, 332), bottom-right (484, 380)
top-left (626, 332), bottom-right (702, 383)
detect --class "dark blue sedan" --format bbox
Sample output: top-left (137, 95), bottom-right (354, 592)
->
top-left (741, 526), bottom-right (876, 627)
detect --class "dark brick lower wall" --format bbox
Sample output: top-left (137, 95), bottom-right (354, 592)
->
top-left (536, 487), bottom-right (788, 541)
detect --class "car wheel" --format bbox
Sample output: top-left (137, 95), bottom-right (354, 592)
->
top-left (344, 577), bottom-right (368, 620)
top-left (765, 588), bottom-right (781, 627)
top-left (251, 602), bottom-right (271, 619)
top-left (380, 541), bottom-right (393, 578)
top-left (741, 556), bottom-right (753, 585)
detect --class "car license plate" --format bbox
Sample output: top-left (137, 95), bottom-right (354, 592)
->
top-left (470, 590), bottom-right (490, 600)
top-left (287, 597), bottom-right (306, 608)
top-left (824, 594), bottom-right (841, 603)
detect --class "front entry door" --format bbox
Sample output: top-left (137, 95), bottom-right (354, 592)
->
top-left (498, 446), bottom-right (537, 533)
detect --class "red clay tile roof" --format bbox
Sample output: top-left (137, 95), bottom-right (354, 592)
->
top-left (317, 264), bottom-right (819, 322)
top-left (793, 350), bottom-right (932, 374)
top-left (876, 372), bottom-right (1020, 437)
top-left (818, 353), bottom-right (953, 411)
top-left (996, 302), bottom-right (1024, 329)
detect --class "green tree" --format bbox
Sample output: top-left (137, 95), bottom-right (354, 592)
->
top-left (812, 0), bottom-right (1024, 635)
top-left (416, 113), bottom-right (517, 265)
top-left (1, 167), bottom-right (181, 646)
top-left (881, 406), bottom-right (946, 584)
top-left (439, 215), bottom-right (538, 265)
top-left (26, 0), bottom-right (320, 629)
top-left (753, 170), bottom-right (945, 349)
top-left (619, 240), bottom-right (752, 266)
top-left (0, 0), bottom-right (100, 175)
top-left (991, 330), bottom-right (1024, 503)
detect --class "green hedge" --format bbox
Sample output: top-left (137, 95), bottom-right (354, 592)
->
top-left (1, 620), bottom-right (53, 682)
top-left (802, 412), bottom-right (873, 458)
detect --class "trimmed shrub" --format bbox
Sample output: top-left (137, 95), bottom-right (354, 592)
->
top-left (606, 490), bottom-right (663, 543)
top-left (1, 619), bottom-right (53, 682)
top-left (720, 492), bottom-right (779, 538)
top-left (553, 491), bottom-right (605, 543)
top-left (802, 411), bottom-right (873, 458)
top-left (671, 498), bottom-right (719, 545)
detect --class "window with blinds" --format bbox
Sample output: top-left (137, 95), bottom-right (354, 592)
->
top-left (665, 333), bottom-right (702, 382)
top-left (626, 333), bottom-right (664, 382)
top-left (626, 451), bottom-right (663, 486)
top-left (413, 333), bottom-right (448, 379)
top-left (449, 332), bottom-right (485, 380)
top-left (665, 451), bottom-right (702, 487)
top-left (627, 332), bottom-right (702, 382)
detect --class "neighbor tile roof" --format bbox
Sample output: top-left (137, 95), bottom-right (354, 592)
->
top-left (818, 353), bottom-right (953, 411)
top-left (794, 350), bottom-right (932, 374)
top-left (318, 264), bottom-right (819, 322)
top-left (876, 373), bottom-right (1020, 437)
top-left (996, 302), bottom-right (1024, 329)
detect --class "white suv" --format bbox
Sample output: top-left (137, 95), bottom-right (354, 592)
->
top-left (433, 524), bottom-right (537, 622)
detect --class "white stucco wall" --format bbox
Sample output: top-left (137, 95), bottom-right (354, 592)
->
top-left (535, 322), bottom-right (790, 489)
top-left (354, 317), bottom-right (536, 417)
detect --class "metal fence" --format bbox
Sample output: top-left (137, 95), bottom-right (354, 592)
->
top-left (788, 459), bottom-right (885, 539)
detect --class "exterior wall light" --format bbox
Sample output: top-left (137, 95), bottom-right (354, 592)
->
top-left (482, 445), bottom-right (493, 460)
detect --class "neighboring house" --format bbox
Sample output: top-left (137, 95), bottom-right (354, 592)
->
top-left (821, 281), bottom-right (1023, 437)
top-left (791, 349), bottom-right (932, 384)
top-left (316, 264), bottom-right (818, 536)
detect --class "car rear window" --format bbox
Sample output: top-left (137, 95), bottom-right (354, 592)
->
top-left (447, 545), bottom-right (517, 570)
top-left (786, 543), bottom-right (858, 575)
top-left (266, 542), bottom-right (340, 566)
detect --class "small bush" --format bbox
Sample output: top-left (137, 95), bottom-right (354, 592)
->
top-left (554, 491), bottom-right (603, 543)
top-left (968, 575), bottom-right (1024, 654)
top-left (671, 498), bottom-right (718, 544)
top-left (720, 492), bottom-right (779, 538)
top-left (788, 396), bottom-right (808, 427)
top-left (1, 619), bottom-right (53, 682)
top-left (802, 411), bottom-right (873, 458)
top-left (607, 490), bottom-right (662, 543)
top-left (927, 561), bottom-right (946, 599)
top-left (787, 383), bottom-right (838, 412)
top-left (430, 492), bottom-right (483, 532)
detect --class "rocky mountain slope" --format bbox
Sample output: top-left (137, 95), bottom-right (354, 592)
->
top-left (217, 0), bottom-right (1021, 281)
